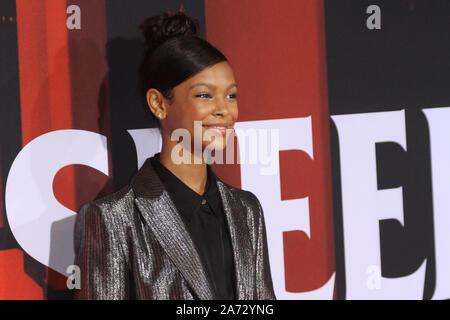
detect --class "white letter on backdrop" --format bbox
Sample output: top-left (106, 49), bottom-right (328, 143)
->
top-left (422, 106), bottom-right (450, 300)
top-left (5, 130), bottom-right (108, 275)
top-left (331, 109), bottom-right (426, 299)
top-left (235, 118), bottom-right (335, 299)
top-left (127, 128), bottom-right (161, 169)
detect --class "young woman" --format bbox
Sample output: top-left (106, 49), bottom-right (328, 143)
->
top-left (73, 11), bottom-right (275, 300)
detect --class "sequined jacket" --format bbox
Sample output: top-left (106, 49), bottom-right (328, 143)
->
top-left (73, 155), bottom-right (276, 300)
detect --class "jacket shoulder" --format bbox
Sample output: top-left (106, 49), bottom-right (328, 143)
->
top-left (79, 184), bottom-right (135, 225)
top-left (92, 184), bottom-right (134, 210)
top-left (77, 184), bottom-right (135, 236)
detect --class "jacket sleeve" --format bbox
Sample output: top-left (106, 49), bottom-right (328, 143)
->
top-left (252, 194), bottom-right (277, 300)
top-left (73, 202), bottom-right (130, 300)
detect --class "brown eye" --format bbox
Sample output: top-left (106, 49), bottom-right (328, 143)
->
top-left (195, 93), bottom-right (212, 99)
top-left (227, 93), bottom-right (237, 99)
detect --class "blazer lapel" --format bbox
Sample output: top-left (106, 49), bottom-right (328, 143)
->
top-left (215, 178), bottom-right (255, 300)
top-left (130, 156), bottom-right (255, 300)
top-left (130, 158), bottom-right (214, 300)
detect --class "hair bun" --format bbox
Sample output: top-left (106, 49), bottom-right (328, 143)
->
top-left (140, 11), bottom-right (199, 53)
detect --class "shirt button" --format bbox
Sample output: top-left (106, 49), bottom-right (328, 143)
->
top-left (201, 199), bottom-right (206, 205)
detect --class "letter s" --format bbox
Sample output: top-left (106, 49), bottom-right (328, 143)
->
top-left (5, 129), bottom-right (108, 275)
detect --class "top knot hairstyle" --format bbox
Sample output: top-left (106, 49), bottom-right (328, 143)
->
top-left (139, 11), bottom-right (228, 124)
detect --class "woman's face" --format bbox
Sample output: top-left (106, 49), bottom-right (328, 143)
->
top-left (162, 61), bottom-right (238, 156)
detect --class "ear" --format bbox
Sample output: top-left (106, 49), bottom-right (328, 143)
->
top-left (146, 88), bottom-right (167, 119)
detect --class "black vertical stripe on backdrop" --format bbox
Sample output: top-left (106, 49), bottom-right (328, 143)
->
top-left (324, 0), bottom-right (450, 299)
top-left (0, 0), bottom-right (21, 251)
top-left (104, 0), bottom-right (206, 191)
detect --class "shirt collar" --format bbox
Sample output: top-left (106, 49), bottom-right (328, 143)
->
top-left (149, 152), bottom-right (223, 222)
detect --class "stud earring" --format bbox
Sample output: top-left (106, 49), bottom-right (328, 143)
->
top-left (158, 113), bottom-right (163, 119)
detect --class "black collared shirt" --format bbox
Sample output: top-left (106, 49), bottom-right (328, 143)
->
top-left (149, 152), bottom-right (236, 300)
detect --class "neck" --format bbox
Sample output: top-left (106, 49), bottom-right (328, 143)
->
top-left (159, 138), bottom-right (208, 196)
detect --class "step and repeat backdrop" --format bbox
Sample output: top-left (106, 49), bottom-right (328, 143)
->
top-left (1, 0), bottom-right (449, 299)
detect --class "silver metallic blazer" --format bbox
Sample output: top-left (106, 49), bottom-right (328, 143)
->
top-left (73, 156), bottom-right (276, 300)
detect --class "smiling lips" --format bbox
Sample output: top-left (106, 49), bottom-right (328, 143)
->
top-left (202, 123), bottom-right (234, 136)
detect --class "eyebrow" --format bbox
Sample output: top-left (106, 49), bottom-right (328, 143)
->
top-left (189, 82), bottom-right (237, 90)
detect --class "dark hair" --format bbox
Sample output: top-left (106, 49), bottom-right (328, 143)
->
top-left (139, 11), bottom-right (227, 126)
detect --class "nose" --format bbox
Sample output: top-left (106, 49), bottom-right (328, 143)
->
top-left (214, 97), bottom-right (229, 117)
